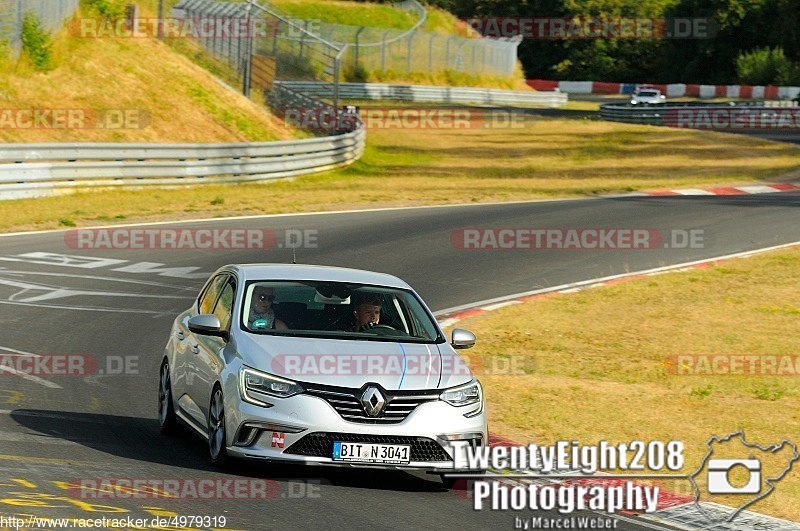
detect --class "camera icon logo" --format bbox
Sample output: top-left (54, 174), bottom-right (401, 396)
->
top-left (707, 458), bottom-right (761, 494)
top-left (689, 430), bottom-right (799, 523)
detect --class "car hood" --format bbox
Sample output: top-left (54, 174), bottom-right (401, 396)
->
top-left (236, 334), bottom-right (474, 391)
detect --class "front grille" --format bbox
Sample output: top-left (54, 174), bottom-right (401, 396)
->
top-left (304, 383), bottom-right (439, 424)
top-left (284, 432), bottom-right (452, 462)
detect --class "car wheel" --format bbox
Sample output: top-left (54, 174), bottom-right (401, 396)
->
top-left (158, 361), bottom-right (178, 435)
top-left (208, 386), bottom-right (229, 466)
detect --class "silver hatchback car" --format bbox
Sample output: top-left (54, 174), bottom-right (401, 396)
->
top-left (159, 264), bottom-right (487, 484)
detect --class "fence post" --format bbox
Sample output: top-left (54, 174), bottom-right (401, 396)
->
top-left (333, 45), bottom-right (346, 112)
top-left (354, 26), bottom-right (365, 70)
top-left (380, 29), bottom-right (390, 71)
top-left (157, 0), bottom-right (164, 38)
top-left (428, 33), bottom-right (434, 73)
top-left (15, 0), bottom-right (22, 52)
top-left (242, 2), bottom-right (253, 97)
top-left (406, 29), bottom-right (416, 72)
top-left (299, 20), bottom-right (307, 59)
top-left (272, 17), bottom-right (278, 54)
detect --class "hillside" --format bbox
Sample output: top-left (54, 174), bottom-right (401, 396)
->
top-left (0, 6), bottom-right (298, 143)
top-left (270, 0), bottom-right (471, 36)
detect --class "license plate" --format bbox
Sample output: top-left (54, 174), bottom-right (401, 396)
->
top-left (332, 441), bottom-right (411, 464)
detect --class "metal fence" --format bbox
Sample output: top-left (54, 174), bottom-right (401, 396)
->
top-left (299, 0), bottom-right (521, 77)
top-left (172, 0), bottom-right (343, 105)
top-left (0, 0), bottom-right (78, 53)
top-left (170, 0), bottom-right (521, 112)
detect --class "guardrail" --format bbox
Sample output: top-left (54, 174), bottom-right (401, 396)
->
top-left (600, 101), bottom-right (800, 128)
top-left (277, 81), bottom-right (567, 108)
top-left (0, 129), bottom-right (365, 200)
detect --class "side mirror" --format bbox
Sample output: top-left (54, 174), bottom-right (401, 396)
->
top-left (451, 328), bottom-right (476, 349)
top-left (188, 314), bottom-right (228, 340)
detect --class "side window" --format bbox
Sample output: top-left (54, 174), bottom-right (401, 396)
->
top-left (212, 280), bottom-right (236, 331)
top-left (199, 275), bottom-right (227, 315)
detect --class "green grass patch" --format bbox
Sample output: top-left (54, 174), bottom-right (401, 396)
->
top-left (272, 0), bottom-right (417, 29)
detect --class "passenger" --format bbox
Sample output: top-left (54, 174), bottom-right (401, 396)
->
top-left (248, 286), bottom-right (288, 330)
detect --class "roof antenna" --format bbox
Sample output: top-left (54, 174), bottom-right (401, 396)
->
top-left (292, 247), bottom-right (297, 265)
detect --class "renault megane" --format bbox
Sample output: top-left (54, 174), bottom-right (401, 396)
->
top-left (158, 264), bottom-right (487, 485)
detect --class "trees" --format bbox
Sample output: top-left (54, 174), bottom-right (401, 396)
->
top-left (426, 0), bottom-right (800, 84)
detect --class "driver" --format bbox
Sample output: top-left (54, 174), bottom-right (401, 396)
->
top-left (248, 286), bottom-right (288, 330)
top-left (351, 294), bottom-right (385, 332)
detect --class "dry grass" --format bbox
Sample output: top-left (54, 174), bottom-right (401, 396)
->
top-left (0, 11), bottom-right (296, 143)
top-left (0, 115), bottom-right (798, 231)
top-left (445, 247), bottom-right (800, 520)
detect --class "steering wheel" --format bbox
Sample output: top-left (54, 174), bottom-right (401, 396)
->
top-left (358, 323), bottom-right (395, 332)
top-left (358, 323), bottom-right (409, 337)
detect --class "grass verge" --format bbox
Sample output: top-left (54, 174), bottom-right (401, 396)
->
top-left (443, 246), bottom-right (800, 521)
top-left (0, 115), bottom-right (798, 232)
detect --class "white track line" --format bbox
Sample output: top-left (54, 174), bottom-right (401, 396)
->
top-left (0, 197), bottom-right (595, 239)
top-left (0, 345), bottom-right (61, 389)
top-left (435, 239), bottom-right (800, 317)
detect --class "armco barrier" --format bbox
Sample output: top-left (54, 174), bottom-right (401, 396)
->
top-left (277, 81), bottom-right (567, 107)
top-left (0, 129), bottom-right (365, 200)
top-left (599, 101), bottom-right (800, 129)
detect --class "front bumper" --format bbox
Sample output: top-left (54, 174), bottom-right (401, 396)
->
top-left (226, 392), bottom-right (487, 472)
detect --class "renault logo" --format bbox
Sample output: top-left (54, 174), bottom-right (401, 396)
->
top-left (360, 386), bottom-right (386, 417)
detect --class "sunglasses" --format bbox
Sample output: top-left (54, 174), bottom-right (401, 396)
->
top-left (257, 294), bottom-right (275, 302)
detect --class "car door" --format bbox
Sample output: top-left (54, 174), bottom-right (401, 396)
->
top-left (190, 275), bottom-right (236, 424)
top-left (178, 273), bottom-right (228, 426)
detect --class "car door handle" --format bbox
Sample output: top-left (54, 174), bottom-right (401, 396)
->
top-left (191, 345), bottom-right (200, 354)
top-left (177, 331), bottom-right (185, 340)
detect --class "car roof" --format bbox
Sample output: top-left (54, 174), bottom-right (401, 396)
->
top-left (222, 264), bottom-right (412, 290)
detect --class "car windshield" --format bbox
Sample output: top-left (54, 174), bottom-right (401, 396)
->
top-left (637, 91), bottom-right (659, 97)
top-left (240, 280), bottom-right (443, 343)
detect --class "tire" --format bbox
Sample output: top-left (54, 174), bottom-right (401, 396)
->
top-left (439, 475), bottom-right (467, 491)
top-left (208, 386), bottom-right (229, 466)
top-left (158, 360), bottom-right (178, 435)
top-left (440, 470), bottom-right (486, 490)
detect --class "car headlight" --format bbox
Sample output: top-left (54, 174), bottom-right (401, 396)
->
top-left (440, 379), bottom-right (482, 407)
top-left (240, 366), bottom-right (304, 406)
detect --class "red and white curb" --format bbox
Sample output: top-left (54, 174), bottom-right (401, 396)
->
top-left (436, 239), bottom-right (800, 327)
top-left (527, 79), bottom-right (800, 100)
top-left (639, 183), bottom-right (800, 197)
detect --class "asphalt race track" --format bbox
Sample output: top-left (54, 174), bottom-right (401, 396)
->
top-left (0, 192), bottom-right (799, 529)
